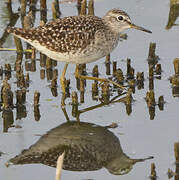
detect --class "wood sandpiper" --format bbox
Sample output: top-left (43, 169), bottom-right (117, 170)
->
top-left (7, 8), bottom-right (152, 93)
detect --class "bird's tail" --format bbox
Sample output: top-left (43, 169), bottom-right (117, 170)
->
top-left (7, 26), bottom-right (34, 41)
top-left (7, 26), bottom-right (34, 44)
top-left (7, 26), bottom-right (24, 35)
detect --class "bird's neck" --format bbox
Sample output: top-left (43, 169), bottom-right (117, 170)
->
top-left (102, 16), bottom-right (121, 35)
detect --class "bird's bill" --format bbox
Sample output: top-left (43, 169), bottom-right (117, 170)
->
top-left (130, 23), bottom-right (152, 33)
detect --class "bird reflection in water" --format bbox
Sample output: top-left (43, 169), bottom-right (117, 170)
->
top-left (8, 121), bottom-right (153, 175)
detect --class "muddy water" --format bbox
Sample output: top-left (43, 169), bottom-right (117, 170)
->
top-left (0, 0), bottom-right (179, 180)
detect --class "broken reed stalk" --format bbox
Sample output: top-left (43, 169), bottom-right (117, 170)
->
top-left (24, 13), bottom-right (32, 30)
top-left (124, 88), bottom-right (132, 105)
top-left (101, 82), bottom-right (110, 96)
top-left (52, 59), bottom-right (57, 67)
top-left (88, 0), bottom-right (94, 15)
top-left (5, 64), bottom-right (11, 79)
top-left (51, 77), bottom-right (57, 88)
top-left (76, 65), bottom-right (81, 90)
top-left (158, 96), bottom-right (164, 110)
top-left (80, 91), bottom-right (84, 103)
top-left (52, 0), bottom-right (61, 20)
top-left (80, 0), bottom-right (87, 15)
top-left (149, 78), bottom-right (154, 90)
top-left (7, 0), bottom-right (11, 4)
top-left (40, 69), bottom-right (45, 80)
top-left (149, 64), bottom-right (154, 90)
top-left (174, 142), bottom-right (179, 163)
top-left (149, 105), bottom-right (155, 120)
top-left (106, 54), bottom-right (110, 62)
top-left (51, 86), bottom-right (58, 97)
top-left (146, 90), bottom-right (156, 107)
top-left (52, 2), bottom-right (57, 19)
top-left (129, 67), bottom-right (135, 79)
top-left (148, 43), bottom-right (156, 61)
top-left (173, 58), bottom-right (179, 76)
top-left (40, 0), bottom-right (47, 11)
top-left (55, 0), bottom-right (61, 17)
top-left (105, 54), bottom-right (111, 75)
top-left (29, 0), bottom-right (37, 14)
top-left (92, 81), bottom-right (98, 97)
top-left (46, 68), bottom-right (53, 80)
top-left (155, 64), bottom-right (162, 75)
top-left (2, 109), bottom-right (14, 133)
top-left (72, 91), bottom-right (78, 105)
top-left (1, 80), bottom-right (13, 110)
top-left (170, 59), bottom-right (179, 96)
top-left (34, 91), bottom-right (40, 105)
top-left (16, 101), bottom-right (27, 119)
top-left (114, 68), bottom-right (124, 85)
top-left (112, 61), bottom-right (117, 76)
top-left (15, 52), bottom-right (23, 74)
top-left (0, 66), bottom-right (3, 76)
top-left (46, 57), bottom-right (52, 69)
top-left (92, 65), bottom-right (99, 77)
top-left (128, 79), bottom-right (135, 93)
top-left (14, 36), bottom-right (23, 52)
top-left (149, 65), bottom-right (154, 79)
top-left (136, 72), bottom-right (144, 82)
top-left (77, 0), bottom-right (83, 13)
top-left (31, 48), bottom-right (36, 60)
top-left (25, 59), bottom-right (34, 72)
top-left (46, 58), bottom-right (52, 80)
top-left (20, 0), bottom-right (27, 17)
top-left (80, 79), bottom-right (85, 92)
top-left (124, 88), bottom-right (133, 115)
top-left (16, 89), bottom-right (26, 105)
top-left (34, 105), bottom-right (41, 121)
top-left (167, 168), bottom-right (175, 179)
top-left (127, 58), bottom-right (131, 76)
top-left (24, 12), bottom-right (33, 56)
top-left (72, 91), bottom-right (78, 117)
top-left (101, 81), bottom-right (110, 103)
top-left (81, 64), bottom-right (87, 76)
top-left (150, 163), bottom-right (157, 180)
top-left (18, 72), bottom-right (26, 88)
top-left (40, 53), bottom-right (46, 67)
top-left (127, 58), bottom-right (134, 79)
top-left (53, 69), bottom-right (58, 79)
top-left (65, 79), bottom-right (70, 96)
top-left (40, 0), bottom-right (47, 22)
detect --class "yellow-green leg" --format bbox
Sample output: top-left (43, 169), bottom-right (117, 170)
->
top-left (60, 63), bottom-right (69, 94)
top-left (75, 64), bottom-right (126, 90)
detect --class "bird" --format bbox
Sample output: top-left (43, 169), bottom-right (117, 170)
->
top-left (7, 8), bottom-right (152, 93)
top-left (8, 121), bottom-right (153, 175)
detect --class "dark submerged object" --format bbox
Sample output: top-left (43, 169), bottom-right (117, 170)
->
top-left (9, 121), bottom-right (153, 175)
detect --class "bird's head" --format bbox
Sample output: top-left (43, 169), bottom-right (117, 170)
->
top-left (103, 8), bottom-right (152, 34)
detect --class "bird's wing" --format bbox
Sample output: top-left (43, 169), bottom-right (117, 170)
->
top-left (7, 16), bottom-right (105, 53)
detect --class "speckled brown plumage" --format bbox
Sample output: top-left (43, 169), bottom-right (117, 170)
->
top-left (7, 16), bottom-right (109, 53)
top-left (7, 8), bottom-right (151, 65)
top-left (7, 9), bottom-right (132, 64)
top-left (8, 121), bottom-right (153, 175)
top-left (9, 122), bottom-right (121, 171)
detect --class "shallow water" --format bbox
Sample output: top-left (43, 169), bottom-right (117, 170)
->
top-left (0, 0), bottom-right (179, 180)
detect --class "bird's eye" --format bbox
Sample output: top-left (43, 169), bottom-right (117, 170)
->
top-left (117, 16), bottom-right (124, 21)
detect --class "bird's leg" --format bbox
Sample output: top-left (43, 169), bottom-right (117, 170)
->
top-left (60, 63), bottom-right (69, 94)
top-left (75, 64), bottom-right (126, 90)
